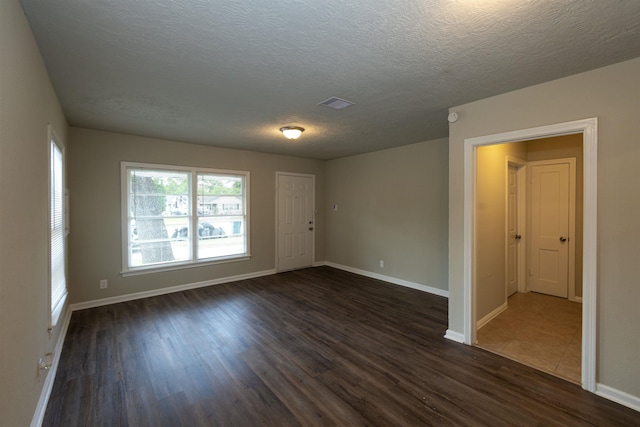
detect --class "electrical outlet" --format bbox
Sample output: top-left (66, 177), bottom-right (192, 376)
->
top-left (99, 279), bottom-right (108, 289)
top-left (379, 260), bottom-right (384, 268)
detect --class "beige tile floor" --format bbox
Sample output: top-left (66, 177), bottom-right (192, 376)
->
top-left (476, 292), bottom-right (582, 384)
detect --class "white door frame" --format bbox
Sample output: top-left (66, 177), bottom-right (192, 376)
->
top-left (275, 171), bottom-right (316, 272)
top-left (463, 118), bottom-right (597, 391)
top-left (505, 157), bottom-right (527, 296)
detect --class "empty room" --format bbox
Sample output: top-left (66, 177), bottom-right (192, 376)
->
top-left (2, 0), bottom-right (640, 426)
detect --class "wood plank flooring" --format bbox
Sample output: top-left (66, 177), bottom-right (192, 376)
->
top-left (43, 267), bottom-right (640, 426)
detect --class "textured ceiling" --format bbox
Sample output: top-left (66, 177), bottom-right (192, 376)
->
top-left (19, 0), bottom-right (640, 159)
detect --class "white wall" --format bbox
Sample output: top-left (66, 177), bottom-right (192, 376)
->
top-left (448, 57), bottom-right (640, 398)
top-left (325, 138), bottom-right (449, 291)
top-left (0, 1), bottom-right (69, 425)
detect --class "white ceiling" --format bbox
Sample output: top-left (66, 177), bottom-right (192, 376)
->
top-left (19, 0), bottom-right (640, 159)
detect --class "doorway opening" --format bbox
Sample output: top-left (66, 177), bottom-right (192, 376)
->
top-left (462, 118), bottom-right (597, 391)
top-left (474, 139), bottom-right (583, 383)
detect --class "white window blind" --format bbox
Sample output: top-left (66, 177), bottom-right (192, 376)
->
top-left (50, 139), bottom-right (67, 325)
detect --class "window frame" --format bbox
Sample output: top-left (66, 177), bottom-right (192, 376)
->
top-left (48, 125), bottom-right (68, 328)
top-left (121, 162), bottom-right (250, 275)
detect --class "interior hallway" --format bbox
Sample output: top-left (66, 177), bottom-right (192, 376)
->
top-left (476, 292), bottom-right (582, 384)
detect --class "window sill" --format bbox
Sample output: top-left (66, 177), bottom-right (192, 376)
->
top-left (121, 254), bottom-right (251, 277)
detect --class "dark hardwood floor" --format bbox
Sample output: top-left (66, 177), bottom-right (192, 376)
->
top-left (44, 267), bottom-right (639, 426)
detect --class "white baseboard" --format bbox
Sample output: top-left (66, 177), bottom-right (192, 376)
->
top-left (324, 262), bottom-right (449, 298)
top-left (30, 305), bottom-right (72, 427)
top-left (596, 383), bottom-right (640, 413)
top-left (476, 302), bottom-right (508, 330)
top-left (70, 269), bottom-right (276, 311)
top-left (444, 329), bottom-right (465, 343)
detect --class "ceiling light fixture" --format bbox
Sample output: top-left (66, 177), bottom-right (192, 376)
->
top-left (279, 126), bottom-right (305, 140)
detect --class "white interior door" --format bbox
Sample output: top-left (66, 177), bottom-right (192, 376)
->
top-left (506, 164), bottom-right (519, 296)
top-left (529, 160), bottom-right (574, 298)
top-left (276, 173), bottom-right (314, 271)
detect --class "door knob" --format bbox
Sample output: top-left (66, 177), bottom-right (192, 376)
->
top-left (559, 236), bottom-right (567, 242)
top-left (515, 234), bottom-right (522, 240)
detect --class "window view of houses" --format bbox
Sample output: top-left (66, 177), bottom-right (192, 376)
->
top-left (127, 167), bottom-right (247, 268)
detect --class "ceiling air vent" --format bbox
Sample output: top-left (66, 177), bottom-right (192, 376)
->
top-left (318, 97), bottom-right (355, 110)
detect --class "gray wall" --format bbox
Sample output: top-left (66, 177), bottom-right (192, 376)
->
top-left (68, 127), bottom-right (325, 303)
top-left (0, 1), bottom-right (69, 425)
top-left (448, 57), bottom-right (640, 397)
top-left (325, 138), bottom-right (449, 291)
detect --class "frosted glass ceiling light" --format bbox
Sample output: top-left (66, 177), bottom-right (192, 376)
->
top-left (280, 126), bottom-right (305, 140)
